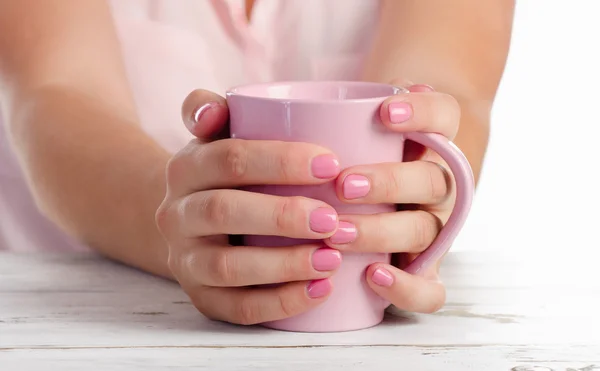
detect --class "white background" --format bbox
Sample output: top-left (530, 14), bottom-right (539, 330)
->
top-left (454, 1), bottom-right (600, 257)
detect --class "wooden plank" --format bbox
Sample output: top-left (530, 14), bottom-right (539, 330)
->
top-left (0, 252), bottom-right (598, 350)
top-left (1, 346), bottom-right (599, 371)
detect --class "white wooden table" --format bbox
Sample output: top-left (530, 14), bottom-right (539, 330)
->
top-left (0, 251), bottom-right (598, 370)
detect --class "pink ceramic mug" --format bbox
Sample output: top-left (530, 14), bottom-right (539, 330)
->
top-left (226, 81), bottom-right (474, 332)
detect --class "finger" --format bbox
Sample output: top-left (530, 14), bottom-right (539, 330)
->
top-left (366, 263), bottom-right (446, 313)
top-left (166, 138), bottom-right (340, 195)
top-left (335, 161), bottom-right (451, 204)
top-left (379, 91), bottom-right (461, 140)
top-left (181, 89), bottom-right (229, 140)
top-left (388, 78), bottom-right (435, 93)
top-left (325, 210), bottom-right (442, 254)
top-left (176, 190), bottom-right (338, 238)
top-left (174, 242), bottom-right (341, 287)
top-left (407, 84), bottom-right (435, 93)
top-left (393, 82), bottom-right (436, 161)
top-left (189, 279), bottom-right (332, 325)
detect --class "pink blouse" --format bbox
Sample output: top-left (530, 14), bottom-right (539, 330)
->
top-left (0, 0), bottom-right (380, 251)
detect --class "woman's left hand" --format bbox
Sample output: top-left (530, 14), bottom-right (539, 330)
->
top-left (324, 79), bottom-right (461, 314)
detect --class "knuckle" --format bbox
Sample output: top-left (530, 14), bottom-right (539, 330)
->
top-left (165, 154), bottom-right (185, 187)
top-left (166, 250), bottom-right (180, 275)
top-left (235, 296), bottom-right (262, 325)
top-left (189, 141), bottom-right (211, 166)
top-left (380, 216), bottom-right (395, 248)
top-left (176, 195), bottom-right (208, 236)
top-left (178, 195), bottom-right (197, 220)
top-left (165, 140), bottom-right (201, 186)
top-left (274, 143), bottom-right (307, 181)
top-left (275, 287), bottom-right (305, 318)
top-left (222, 139), bottom-right (249, 179)
top-left (207, 249), bottom-right (237, 286)
top-left (427, 163), bottom-right (450, 202)
top-left (411, 212), bottom-right (438, 252)
top-left (168, 249), bottom-right (200, 285)
top-left (272, 196), bottom-right (304, 235)
top-left (154, 203), bottom-right (172, 234)
top-left (203, 191), bottom-right (235, 229)
top-left (179, 250), bottom-right (201, 281)
top-left (367, 214), bottom-right (388, 249)
top-left (276, 149), bottom-right (297, 182)
top-left (382, 168), bottom-right (403, 201)
top-left (279, 250), bottom-right (296, 282)
top-left (279, 248), bottom-right (307, 282)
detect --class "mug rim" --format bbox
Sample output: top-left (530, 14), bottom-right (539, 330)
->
top-left (226, 80), bottom-right (404, 104)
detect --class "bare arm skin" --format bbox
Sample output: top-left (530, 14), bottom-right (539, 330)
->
top-left (0, 1), bottom-right (172, 277)
top-left (363, 0), bottom-right (515, 183)
top-left (0, 0), bottom-right (514, 324)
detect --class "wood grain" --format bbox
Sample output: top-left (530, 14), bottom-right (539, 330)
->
top-left (0, 252), bottom-right (598, 369)
top-left (1, 346), bottom-right (600, 371)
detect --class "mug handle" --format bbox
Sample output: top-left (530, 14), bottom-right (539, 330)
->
top-left (401, 132), bottom-right (475, 275)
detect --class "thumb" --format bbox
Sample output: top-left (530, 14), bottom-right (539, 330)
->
top-left (181, 89), bottom-right (229, 141)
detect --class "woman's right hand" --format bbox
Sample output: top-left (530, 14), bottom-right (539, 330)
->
top-left (155, 90), bottom-right (342, 325)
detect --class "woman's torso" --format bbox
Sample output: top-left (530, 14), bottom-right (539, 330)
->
top-left (0, 0), bottom-right (380, 251)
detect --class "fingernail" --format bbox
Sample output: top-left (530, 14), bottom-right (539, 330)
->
top-left (311, 248), bottom-right (342, 271)
top-left (309, 208), bottom-right (338, 233)
top-left (388, 102), bottom-right (412, 124)
top-left (372, 267), bottom-right (394, 287)
top-left (409, 84), bottom-right (435, 93)
top-left (329, 221), bottom-right (357, 244)
top-left (311, 154), bottom-right (340, 179)
top-left (343, 175), bottom-right (370, 199)
top-left (188, 102), bottom-right (218, 131)
top-left (307, 279), bottom-right (332, 299)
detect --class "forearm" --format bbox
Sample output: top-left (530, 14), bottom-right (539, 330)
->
top-left (362, 0), bottom-right (514, 183)
top-left (0, 0), bottom-right (176, 277)
top-left (8, 85), bottom-right (172, 278)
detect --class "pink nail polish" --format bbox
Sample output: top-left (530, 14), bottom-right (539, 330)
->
top-left (307, 279), bottom-right (332, 299)
top-left (388, 102), bottom-right (412, 124)
top-left (329, 221), bottom-right (357, 244)
top-left (188, 102), bottom-right (218, 132)
top-left (343, 175), bottom-right (370, 199)
top-left (311, 248), bottom-right (342, 271)
top-left (309, 208), bottom-right (338, 233)
top-left (311, 154), bottom-right (340, 179)
top-left (371, 267), bottom-right (394, 287)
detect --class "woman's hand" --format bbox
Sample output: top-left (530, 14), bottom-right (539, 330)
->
top-left (325, 80), bottom-right (460, 314)
top-left (156, 90), bottom-right (344, 325)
